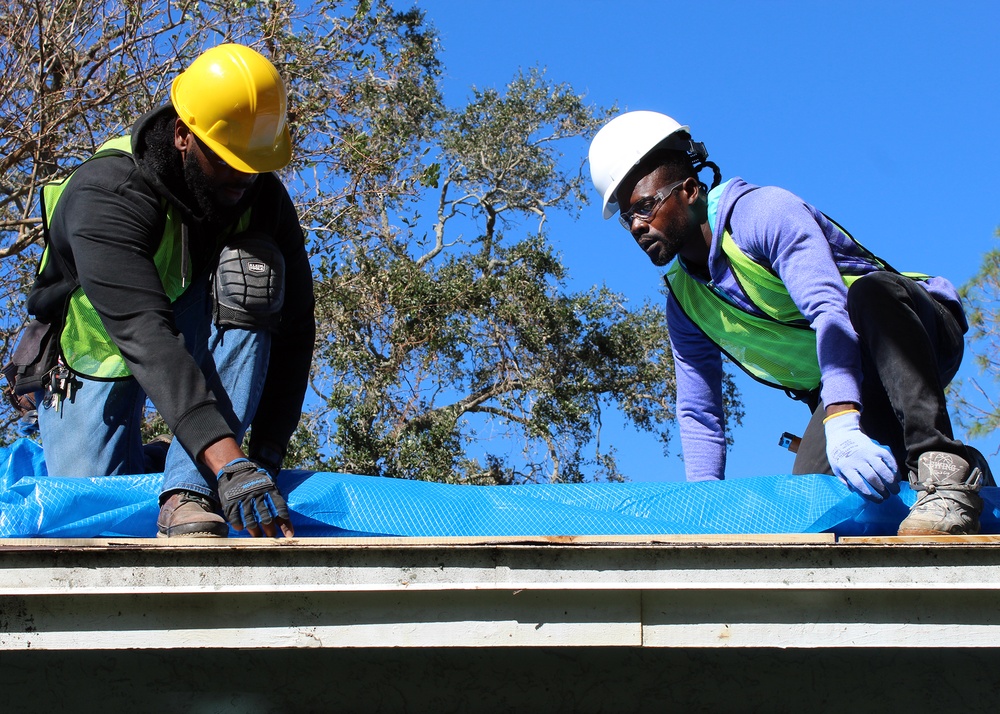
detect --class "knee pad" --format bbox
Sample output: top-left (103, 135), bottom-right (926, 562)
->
top-left (213, 232), bottom-right (285, 331)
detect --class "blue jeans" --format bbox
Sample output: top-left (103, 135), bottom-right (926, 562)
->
top-left (38, 276), bottom-right (271, 501)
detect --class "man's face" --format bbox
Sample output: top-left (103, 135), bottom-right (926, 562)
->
top-left (175, 121), bottom-right (257, 221)
top-left (616, 166), bottom-right (697, 267)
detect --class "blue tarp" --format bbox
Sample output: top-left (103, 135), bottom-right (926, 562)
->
top-left (2, 439), bottom-right (998, 538)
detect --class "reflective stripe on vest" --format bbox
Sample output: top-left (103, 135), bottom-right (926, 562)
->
top-left (42, 136), bottom-right (250, 379)
top-left (666, 210), bottom-right (927, 392)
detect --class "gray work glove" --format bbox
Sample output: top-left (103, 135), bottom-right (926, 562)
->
top-left (824, 410), bottom-right (898, 502)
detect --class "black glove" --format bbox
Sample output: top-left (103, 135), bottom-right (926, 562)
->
top-left (216, 458), bottom-right (291, 534)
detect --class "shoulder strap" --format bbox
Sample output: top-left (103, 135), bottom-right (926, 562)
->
top-left (36, 136), bottom-right (134, 275)
top-left (40, 136), bottom-right (134, 235)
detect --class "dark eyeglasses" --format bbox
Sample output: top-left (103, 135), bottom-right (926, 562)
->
top-left (194, 136), bottom-right (235, 170)
top-left (618, 179), bottom-right (686, 230)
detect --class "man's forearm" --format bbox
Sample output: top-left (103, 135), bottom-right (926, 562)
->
top-left (824, 401), bottom-right (859, 418)
top-left (199, 436), bottom-right (246, 474)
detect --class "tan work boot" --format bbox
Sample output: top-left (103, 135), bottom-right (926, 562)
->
top-left (156, 491), bottom-right (229, 538)
top-left (897, 451), bottom-right (983, 536)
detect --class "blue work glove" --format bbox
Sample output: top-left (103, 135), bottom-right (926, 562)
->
top-left (216, 458), bottom-right (293, 537)
top-left (823, 409), bottom-right (898, 502)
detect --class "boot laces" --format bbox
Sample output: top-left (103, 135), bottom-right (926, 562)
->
top-left (179, 491), bottom-right (216, 511)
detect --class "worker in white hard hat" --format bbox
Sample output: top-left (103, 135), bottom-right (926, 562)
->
top-left (589, 110), bottom-right (989, 536)
top-left (18, 44), bottom-right (315, 538)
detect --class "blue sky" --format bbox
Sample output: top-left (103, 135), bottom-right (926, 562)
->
top-left (411, 0), bottom-right (1000, 482)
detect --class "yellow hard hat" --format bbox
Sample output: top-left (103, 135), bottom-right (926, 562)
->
top-left (170, 43), bottom-right (292, 174)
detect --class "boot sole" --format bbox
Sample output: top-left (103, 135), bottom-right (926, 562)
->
top-left (156, 526), bottom-right (229, 538)
top-left (897, 526), bottom-right (981, 536)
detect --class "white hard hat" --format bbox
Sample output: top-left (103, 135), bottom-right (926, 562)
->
top-left (588, 111), bottom-right (692, 219)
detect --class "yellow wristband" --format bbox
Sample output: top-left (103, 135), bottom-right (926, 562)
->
top-left (823, 408), bottom-right (860, 425)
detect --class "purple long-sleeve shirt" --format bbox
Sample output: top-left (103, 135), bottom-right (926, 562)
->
top-left (668, 178), bottom-right (963, 481)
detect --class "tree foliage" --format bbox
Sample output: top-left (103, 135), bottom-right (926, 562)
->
top-left (953, 229), bottom-right (1000, 445)
top-left (1, 0), bottom-right (744, 481)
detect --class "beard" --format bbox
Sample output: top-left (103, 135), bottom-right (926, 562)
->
top-left (182, 150), bottom-right (242, 225)
top-left (641, 207), bottom-right (703, 267)
top-left (645, 234), bottom-right (685, 266)
top-left (637, 228), bottom-right (688, 267)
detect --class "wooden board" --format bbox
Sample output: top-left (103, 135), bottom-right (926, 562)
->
top-left (0, 533), bottom-right (836, 550)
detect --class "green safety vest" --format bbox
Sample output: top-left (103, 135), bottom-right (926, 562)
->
top-left (40, 136), bottom-right (250, 379)
top-left (665, 213), bottom-right (926, 392)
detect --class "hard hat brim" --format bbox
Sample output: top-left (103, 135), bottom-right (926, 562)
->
top-left (193, 125), bottom-right (293, 174)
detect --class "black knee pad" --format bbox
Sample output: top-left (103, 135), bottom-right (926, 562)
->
top-left (213, 232), bottom-right (285, 331)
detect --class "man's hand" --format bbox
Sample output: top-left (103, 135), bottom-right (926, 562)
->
top-left (823, 409), bottom-right (898, 502)
top-left (216, 458), bottom-right (294, 537)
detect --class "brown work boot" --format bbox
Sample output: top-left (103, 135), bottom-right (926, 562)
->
top-left (156, 491), bottom-right (229, 538)
top-left (897, 452), bottom-right (983, 536)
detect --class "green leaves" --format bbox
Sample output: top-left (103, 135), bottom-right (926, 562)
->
top-left (952, 230), bottom-right (1000, 440)
top-left (419, 162), bottom-right (441, 189)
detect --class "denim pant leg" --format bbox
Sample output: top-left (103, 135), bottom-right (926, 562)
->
top-left (160, 277), bottom-right (271, 502)
top-left (37, 374), bottom-right (146, 477)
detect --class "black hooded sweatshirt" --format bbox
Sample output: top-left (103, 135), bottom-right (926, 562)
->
top-left (27, 105), bottom-right (316, 468)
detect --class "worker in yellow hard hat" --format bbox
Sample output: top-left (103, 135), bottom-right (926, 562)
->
top-left (20, 43), bottom-right (315, 538)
